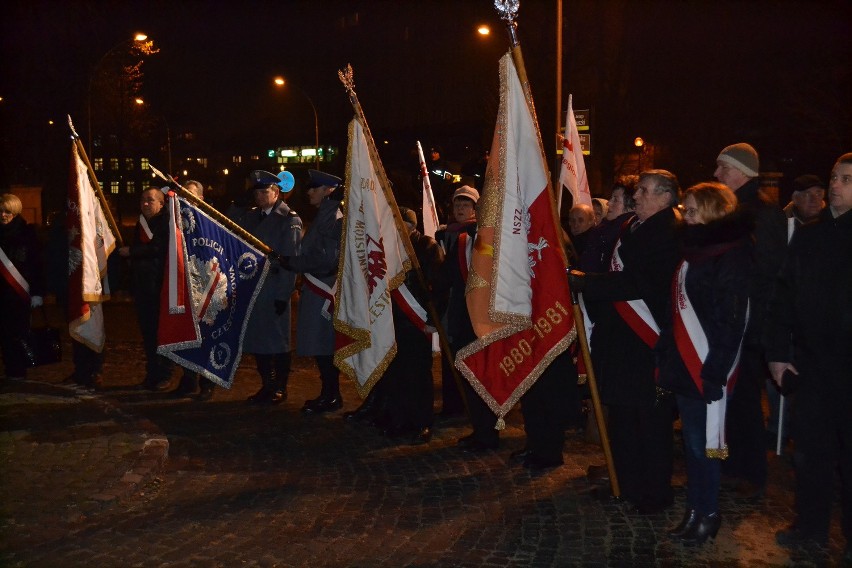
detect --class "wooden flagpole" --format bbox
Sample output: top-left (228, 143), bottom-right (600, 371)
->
top-left (337, 65), bottom-right (471, 416)
top-left (67, 115), bottom-right (124, 248)
top-left (148, 165), bottom-right (272, 255)
top-left (494, 0), bottom-right (620, 498)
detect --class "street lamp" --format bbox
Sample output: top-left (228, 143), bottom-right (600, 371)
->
top-left (634, 137), bottom-right (645, 172)
top-left (272, 76), bottom-right (320, 169)
top-left (87, 33), bottom-right (155, 156)
top-left (134, 97), bottom-right (173, 175)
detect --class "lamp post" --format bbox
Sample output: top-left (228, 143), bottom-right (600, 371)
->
top-left (87, 33), bottom-right (154, 156)
top-left (273, 76), bottom-right (320, 169)
top-left (634, 137), bottom-right (645, 173)
top-left (134, 97), bottom-right (172, 175)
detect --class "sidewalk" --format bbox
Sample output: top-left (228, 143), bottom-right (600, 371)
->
top-left (0, 302), bottom-right (847, 566)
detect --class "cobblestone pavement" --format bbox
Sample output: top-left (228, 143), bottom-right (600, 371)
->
top-left (0, 302), bottom-right (847, 567)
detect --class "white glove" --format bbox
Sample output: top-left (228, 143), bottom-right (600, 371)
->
top-left (30, 295), bottom-right (43, 308)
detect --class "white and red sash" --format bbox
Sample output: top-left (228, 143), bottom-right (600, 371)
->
top-left (610, 238), bottom-right (660, 348)
top-left (138, 214), bottom-right (154, 243)
top-left (304, 273), bottom-right (337, 321)
top-left (457, 231), bottom-right (473, 283)
top-left (391, 283), bottom-right (429, 335)
top-left (0, 246), bottom-right (30, 301)
top-left (672, 260), bottom-right (749, 458)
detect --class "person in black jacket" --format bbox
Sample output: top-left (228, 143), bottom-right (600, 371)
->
top-left (657, 182), bottom-right (751, 545)
top-left (713, 142), bottom-right (787, 499)
top-left (118, 188), bottom-right (173, 391)
top-left (766, 153), bottom-right (852, 561)
top-left (570, 169), bottom-right (683, 513)
top-left (0, 193), bottom-right (44, 381)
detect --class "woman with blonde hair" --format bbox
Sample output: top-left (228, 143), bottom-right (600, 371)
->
top-left (656, 182), bottom-right (752, 545)
top-left (0, 193), bottom-right (44, 380)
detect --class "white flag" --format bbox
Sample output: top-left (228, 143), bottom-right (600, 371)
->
top-left (416, 141), bottom-right (440, 238)
top-left (557, 94), bottom-right (591, 212)
top-left (67, 141), bottom-right (117, 352)
top-left (334, 118), bottom-right (411, 395)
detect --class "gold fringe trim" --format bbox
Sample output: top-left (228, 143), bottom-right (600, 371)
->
top-left (706, 446), bottom-right (729, 460)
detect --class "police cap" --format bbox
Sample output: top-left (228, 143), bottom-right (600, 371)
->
top-left (307, 169), bottom-right (342, 189)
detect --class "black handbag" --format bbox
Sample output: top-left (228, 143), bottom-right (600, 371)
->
top-left (20, 306), bottom-right (62, 367)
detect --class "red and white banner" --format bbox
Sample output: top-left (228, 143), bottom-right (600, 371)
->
top-left (557, 94), bottom-right (591, 213)
top-left (672, 260), bottom-right (748, 457)
top-left (67, 141), bottom-right (116, 352)
top-left (334, 117), bottom-right (412, 396)
top-left (456, 53), bottom-right (576, 427)
top-left (416, 140), bottom-right (440, 239)
top-left (158, 191), bottom-right (199, 348)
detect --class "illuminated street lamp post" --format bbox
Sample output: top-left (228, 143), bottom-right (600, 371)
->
top-left (87, 33), bottom-right (152, 156)
top-left (634, 137), bottom-right (645, 172)
top-left (273, 76), bottom-right (320, 169)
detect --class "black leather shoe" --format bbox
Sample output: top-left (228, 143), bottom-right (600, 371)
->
top-left (247, 388), bottom-right (272, 404)
top-left (410, 427), bottom-right (432, 445)
top-left (668, 509), bottom-right (699, 538)
top-left (269, 389), bottom-right (286, 404)
top-left (679, 512), bottom-right (721, 546)
top-left (343, 402), bottom-right (376, 423)
top-left (457, 435), bottom-right (498, 452)
top-left (509, 448), bottom-right (533, 464)
top-left (775, 525), bottom-right (828, 547)
top-left (196, 387), bottom-right (214, 402)
top-left (302, 395), bottom-right (343, 414)
top-left (522, 454), bottom-right (563, 470)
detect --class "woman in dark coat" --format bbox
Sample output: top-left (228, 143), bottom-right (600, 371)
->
top-left (0, 193), bottom-right (44, 380)
top-left (657, 182), bottom-right (752, 545)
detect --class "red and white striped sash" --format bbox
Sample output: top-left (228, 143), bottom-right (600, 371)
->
top-left (0, 246), bottom-right (30, 301)
top-left (610, 238), bottom-right (660, 348)
top-left (303, 273), bottom-right (337, 321)
top-left (138, 214), bottom-right (154, 243)
top-left (672, 260), bottom-right (749, 458)
top-left (391, 283), bottom-right (429, 335)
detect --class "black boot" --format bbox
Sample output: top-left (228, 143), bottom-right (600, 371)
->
top-left (248, 355), bottom-right (275, 404)
top-left (343, 388), bottom-right (379, 423)
top-left (679, 512), bottom-right (721, 546)
top-left (270, 352), bottom-right (291, 404)
top-left (668, 509), bottom-right (699, 538)
top-left (196, 379), bottom-right (214, 402)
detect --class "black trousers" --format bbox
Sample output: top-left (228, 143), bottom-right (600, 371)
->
top-left (791, 388), bottom-right (852, 541)
top-left (135, 292), bottom-right (173, 385)
top-left (722, 343), bottom-right (768, 487)
top-left (255, 352), bottom-right (291, 391)
top-left (0, 296), bottom-right (29, 378)
top-left (607, 398), bottom-right (676, 505)
top-left (385, 326), bottom-right (433, 432)
top-left (521, 350), bottom-right (578, 461)
top-left (450, 336), bottom-right (499, 446)
top-left (315, 354), bottom-right (340, 397)
top-left (72, 340), bottom-right (104, 385)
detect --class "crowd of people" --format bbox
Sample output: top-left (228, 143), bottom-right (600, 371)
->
top-left (1, 144), bottom-right (850, 561)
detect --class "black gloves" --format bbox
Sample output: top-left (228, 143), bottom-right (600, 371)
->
top-left (568, 269), bottom-right (586, 292)
top-left (267, 252), bottom-right (291, 270)
top-left (702, 381), bottom-right (724, 404)
top-left (274, 300), bottom-right (288, 315)
top-left (329, 184), bottom-right (345, 202)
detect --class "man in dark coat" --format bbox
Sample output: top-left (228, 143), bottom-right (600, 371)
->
top-left (713, 143), bottom-right (787, 499)
top-left (118, 188), bottom-right (173, 390)
top-left (766, 153), bottom-right (852, 561)
top-left (570, 169), bottom-right (683, 513)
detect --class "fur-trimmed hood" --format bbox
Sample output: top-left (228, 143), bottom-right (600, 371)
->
top-left (681, 209), bottom-right (754, 262)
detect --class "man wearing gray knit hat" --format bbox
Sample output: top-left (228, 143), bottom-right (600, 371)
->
top-left (712, 142), bottom-right (787, 502)
top-left (714, 142), bottom-right (760, 189)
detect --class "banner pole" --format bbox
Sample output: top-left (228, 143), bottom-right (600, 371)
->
top-left (67, 115), bottom-right (124, 248)
top-left (338, 65), bottom-right (471, 417)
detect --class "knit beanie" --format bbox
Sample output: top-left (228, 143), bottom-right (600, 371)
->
top-left (716, 143), bottom-right (759, 177)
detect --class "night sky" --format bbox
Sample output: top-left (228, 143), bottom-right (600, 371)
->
top-left (2, 0), bottom-right (850, 202)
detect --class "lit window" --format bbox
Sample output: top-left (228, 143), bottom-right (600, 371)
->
top-left (196, 158), bottom-right (207, 167)
top-left (110, 181), bottom-right (119, 194)
top-left (110, 158), bottom-right (119, 171)
top-left (125, 158), bottom-right (134, 170)
top-left (232, 156), bottom-right (242, 164)
top-left (93, 158), bottom-right (103, 170)
top-left (126, 181), bottom-right (136, 194)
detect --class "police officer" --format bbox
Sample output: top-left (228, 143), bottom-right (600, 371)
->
top-left (238, 170), bottom-right (302, 404)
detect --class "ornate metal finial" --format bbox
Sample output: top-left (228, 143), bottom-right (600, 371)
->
top-left (149, 164), bottom-right (168, 182)
top-left (338, 64), bottom-right (355, 94)
top-left (67, 114), bottom-right (80, 139)
top-left (494, 0), bottom-right (519, 22)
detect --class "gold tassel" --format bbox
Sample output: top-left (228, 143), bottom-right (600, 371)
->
top-left (495, 417), bottom-right (506, 431)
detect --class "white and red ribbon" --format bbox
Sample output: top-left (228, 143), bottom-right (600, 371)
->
top-left (138, 214), bottom-right (154, 243)
top-left (304, 273), bottom-right (337, 321)
top-left (391, 283), bottom-right (429, 334)
top-left (672, 260), bottom-right (749, 457)
top-left (0, 246), bottom-right (30, 301)
top-left (610, 238), bottom-right (660, 348)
